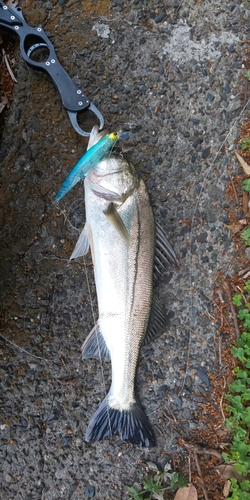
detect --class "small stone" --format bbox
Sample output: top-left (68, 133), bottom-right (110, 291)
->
top-left (245, 247), bottom-right (250, 260)
top-left (120, 101), bottom-right (131, 110)
top-left (5, 473), bottom-right (13, 483)
top-left (184, 375), bottom-right (192, 388)
top-left (236, 211), bottom-right (245, 220)
top-left (189, 422), bottom-right (198, 430)
top-left (220, 90), bottom-right (228, 101)
top-left (207, 92), bottom-right (214, 102)
top-left (147, 179), bottom-right (155, 190)
top-left (109, 105), bottom-right (118, 113)
top-left (192, 138), bottom-right (203, 148)
top-left (85, 485), bottom-right (95, 498)
top-left (158, 384), bottom-right (168, 396)
top-left (196, 232), bottom-right (207, 243)
top-left (202, 255), bottom-right (209, 263)
top-left (202, 146), bottom-right (210, 159)
top-left (154, 12), bottom-right (166, 23)
top-left (228, 43), bottom-right (236, 53)
top-left (196, 366), bottom-right (210, 387)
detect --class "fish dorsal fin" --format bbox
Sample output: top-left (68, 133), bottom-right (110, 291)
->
top-left (142, 296), bottom-right (168, 346)
top-left (103, 202), bottom-right (130, 244)
top-left (154, 221), bottom-right (180, 277)
top-left (87, 125), bottom-right (108, 150)
top-left (82, 323), bottom-right (110, 361)
top-left (70, 224), bottom-right (90, 260)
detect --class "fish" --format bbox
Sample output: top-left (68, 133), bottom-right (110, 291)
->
top-left (70, 126), bottom-right (179, 446)
top-left (56, 131), bottom-right (122, 202)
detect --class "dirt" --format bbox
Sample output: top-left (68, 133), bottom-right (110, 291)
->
top-left (0, 0), bottom-right (250, 499)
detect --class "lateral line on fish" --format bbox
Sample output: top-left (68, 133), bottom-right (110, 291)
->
top-left (147, 94), bottom-right (250, 419)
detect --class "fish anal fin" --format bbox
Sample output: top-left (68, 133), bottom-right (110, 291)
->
top-left (82, 323), bottom-right (110, 361)
top-left (142, 297), bottom-right (168, 346)
top-left (103, 202), bottom-right (130, 244)
top-left (70, 224), bottom-right (90, 260)
top-left (85, 394), bottom-right (156, 447)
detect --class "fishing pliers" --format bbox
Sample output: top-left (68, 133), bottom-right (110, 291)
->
top-left (0, 0), bottom-right (104, 136)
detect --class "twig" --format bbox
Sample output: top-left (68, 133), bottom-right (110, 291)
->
top-left (238, 267), bottom-right (250, 276)
top-left (0, 332), bottom-right (47, 361)
top-left (162, 410), bottom-right (176, 423)
top-left (2, 48), bottom-right (18, 83)
top-left (222, 281), bottom-right (240, 339)
top-left (194, 452), bottom-right (209, 500)
top-left (219, 376), bottom-right (226, 424)
top-left (188, 453), bottom-right (192, 484)
top-left (56, 378), bottom-right (78, 385)
top-left (217, 289), bottom-right (225, 304)
top-left (218, 334), bottom-right (222, 366)
top-left (182, 441), bottom-right (223, 460)
top-left (227, 166), bottom-right (239, 204)
top-left (243, 191), bottom-right (249, 216)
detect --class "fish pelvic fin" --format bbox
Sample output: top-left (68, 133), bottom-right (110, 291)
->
top-left (85, 395), bottom-right (156, 447)
top-left (103, 203), bottom-right (130, 244)
top-left (82, 323), bottom-right (110, 361)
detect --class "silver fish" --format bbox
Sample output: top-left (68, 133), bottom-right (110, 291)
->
top-left (71, 126), bottom-right (179, 446)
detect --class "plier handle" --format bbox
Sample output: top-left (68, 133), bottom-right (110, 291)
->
top-left (0, 1), bottom-right (104, 136)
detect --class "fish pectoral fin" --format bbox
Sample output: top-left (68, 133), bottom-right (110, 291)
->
top-left (82, 323), bottom-right (110, 361)
top-left (103, 203), bottom-right (130, 245)
top-left (70, 224), bottom-right (90, 260)
top-left (142, 296), bottom-right (168, 346)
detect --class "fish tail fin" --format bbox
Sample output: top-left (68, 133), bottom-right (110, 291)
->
top-left (85, 395), bottom-right (156, 447)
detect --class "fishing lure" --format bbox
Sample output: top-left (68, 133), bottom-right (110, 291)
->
top-left (56, 131), bottom-right (124, 202)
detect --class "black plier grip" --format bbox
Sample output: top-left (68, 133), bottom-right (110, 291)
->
top-left (0, 1), bottom-right (104, 136)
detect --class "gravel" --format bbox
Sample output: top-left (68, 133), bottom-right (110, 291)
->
top-left (0, 0), bottom-right (250, 498)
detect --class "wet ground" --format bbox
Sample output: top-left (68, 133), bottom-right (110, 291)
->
top-left (0, 0), bottom-right (250, 498)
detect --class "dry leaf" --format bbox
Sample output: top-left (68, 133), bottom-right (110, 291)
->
top-left (216, 464), bottom-right (250, 482)
top-left (223, 479), bottom-right (231, 498)
top-left (0, 92), bottom-right (9, 114)
top-left (225, 221), bottom-right (247, 235)
top-left (235, 151), bottom-right (250, 176)
top-left (243, 191), bottom-right (250, 215)
top-left (173, 483), bottom-right (198, 500)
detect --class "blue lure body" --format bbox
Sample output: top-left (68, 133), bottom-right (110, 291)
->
top-left (56, 131), bottom-right (121, 202)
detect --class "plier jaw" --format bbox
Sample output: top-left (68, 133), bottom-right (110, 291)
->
top-left (68, 103), bottom-right (104, 137)
top-left (0, 1), bottom-right (104, 136)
